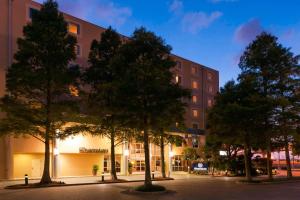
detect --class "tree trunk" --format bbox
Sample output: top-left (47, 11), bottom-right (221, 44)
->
top-left (284, 135), bottom-right (292, 179)
top-left (40, 134), bottom-right (52, 184)
top-left (160, 134), bottom-right (166, 178)
top-left (244, 141), bottom-right (252, 182)
top-left (143, 123), bottom-right (152, 188)
top-left (266, 138), bottom-right (273, 181)
top-left (110, 129), bottom-right (118, 181)
top-left (40, 79), bottom-right (52, 184)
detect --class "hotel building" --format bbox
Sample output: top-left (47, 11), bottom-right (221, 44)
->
top-left (0, 0), bottom-right (219, 180)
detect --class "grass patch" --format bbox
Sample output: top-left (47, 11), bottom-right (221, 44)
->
top-left (135, 184), bottom-right (166, 192)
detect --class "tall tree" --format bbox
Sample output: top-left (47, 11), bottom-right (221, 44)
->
top-left (272, 43), bottom-right (300, 178)
top-left (0, 0), bottom-right (79, 184)
top-left (83, 27), bottom-right (126, 181)
top-left (151, 82), bottom-right (190, 178)
top-left (239, 32), bottom-right (277, 180)
top-left (239, 32), bottom-right (300, 179)
top-left (115, 27), bottom-right (190, 188)
top-left (207, 80), bottom-right (268, 181)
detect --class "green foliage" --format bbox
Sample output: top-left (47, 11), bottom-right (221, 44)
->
top-left (0, 0), bottom-right (80, 184)
top-left (93, 164), bottom-right (99, 171)
top-left (183, 147), bottom-right (199, 161)
top-left (0, 0), bottom-right (79, 138)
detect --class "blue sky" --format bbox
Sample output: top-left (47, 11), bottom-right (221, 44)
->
top-left (36, 0), bottom-right (300, 87)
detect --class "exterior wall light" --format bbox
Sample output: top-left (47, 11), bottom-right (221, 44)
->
top-left (54, 148), bottom-right (60, 155)
top-left (169, 151), bottom-right (174, 157)
top-left (124, 149), bottom-right (129, 156)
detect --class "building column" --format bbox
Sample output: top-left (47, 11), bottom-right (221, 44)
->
top-left (4, 136), bottom-right (13, 180)
top-left (168, 143), bottom-right (172, 177)
top-left (149, 143), bottom-right (152, 172)
top-left (52, 137), bottom-right (60, 178)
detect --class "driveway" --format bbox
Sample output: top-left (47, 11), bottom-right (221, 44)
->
top-left (1, 175), bottom-right (300, 200)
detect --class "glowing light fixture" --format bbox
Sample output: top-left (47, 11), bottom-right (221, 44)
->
top-left (54, 147), bottom-right (60, 155)
top-left (124, 149), bottom-right (129, 156)
top-left (169, 151), bottom-right (174, 157)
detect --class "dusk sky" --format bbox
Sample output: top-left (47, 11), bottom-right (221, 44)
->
top-left (36, 0), bottom-right (300, 87)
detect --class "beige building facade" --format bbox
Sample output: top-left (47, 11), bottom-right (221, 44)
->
top-left (0, 0), bottom-right (219, 180)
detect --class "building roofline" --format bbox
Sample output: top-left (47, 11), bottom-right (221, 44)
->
top-left (32, 0), bottom-right (218, 73)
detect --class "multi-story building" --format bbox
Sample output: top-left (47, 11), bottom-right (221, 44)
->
top-left (0, 0), bottom-right (219, 180)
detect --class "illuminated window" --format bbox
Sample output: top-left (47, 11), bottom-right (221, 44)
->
top-left (208, 85), bottom-right (213, 93)
top-left (192, 95), bottom-right (197, 103)
top-left (192, 81), bottom-right (198, 89)
top-left (69, 85), bottom-right (79, 96)
top-left (208, 99), bottom-right (212, 107)
top-left (192, 109), bottom-right (198, 117)
top-left (75, 45), bottom-right (81, 56)
top-left (175, 75), bottom-right (181, 84)
top-left (192, 136), bottom-right (199, 148)
top-left (68, 22), bottom-right (80, 35)
top-left (191, 66), bottom-right (197, 74)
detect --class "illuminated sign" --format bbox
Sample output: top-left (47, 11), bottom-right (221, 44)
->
top-left (193, 163), bottom-right (208, 171)
top-left (79, 147), bottom-right (108, 153)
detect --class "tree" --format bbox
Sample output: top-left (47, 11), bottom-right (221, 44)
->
top-left (151, 83), bottom-right (190, 178)
top-left (239, 32), bottom-right (300, 179)
top-left (114, 27), bottom-right (190, 189)
top-left (0, 0), bottom-right (79, 184)
top-left (207, 80), bottom-right (268, 181)
top-left (271, 45), bottom-right (300, 179)
top-left (152, 132), bottom-right (185, 178)
top-left (83, 27), bottom-right (128, 181)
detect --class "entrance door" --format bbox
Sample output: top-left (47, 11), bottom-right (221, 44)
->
top-left (31, 159), bottom-right (41, 177)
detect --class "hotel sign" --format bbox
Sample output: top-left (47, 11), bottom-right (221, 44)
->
top-left (79, 147), bottom-right (108, 153)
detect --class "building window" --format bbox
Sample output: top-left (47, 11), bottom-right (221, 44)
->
top-left (103, 155), bottom-right (121, 173)
top-left (130, 143), bottom-right (144, 156)
top-left (208, 99), bottom-right (212, 107)
top-left (192, 81), bottom-right (198, 89)
top-left (176, 61), bottom-right (182, 70)
top-left (132, 160), bottom-right (145, 172)
top-left (151, 156), bottom-right (161, 171)
top-left (191, 66), bottom-right (197, 75)
top-left (207, 72), bottom-right (213, 80)
top-left (175, 75), bottom-right (181, 84)
top-left (192, 109), bottom-right (198, 117)
top-left (68, 22), bottom-right (80, 35)
top-left (172, 155), bottom-right (184, 171)
top-left (192, 136), bottom-right (199, 148)
top-left (208, 85), bottom-right (213, 93)
top-left (29, 7), bottom-right (39, 19)
top-left (75, 45), bottom-right (81, 56)
top-left (192, 123), bottom-right (198, 129)
top-left (192, 95), bottom-right (197, 103)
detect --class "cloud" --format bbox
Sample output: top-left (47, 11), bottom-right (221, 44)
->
top-left (234, 19), bottom-right (264, 43)
top-left (281, 29), bottom-right (295, 40)
top-left (35, 0), bottom-right (132, 27)
top-left (169, 0), bottom-right (183, 14)
top-left (181, 11), bottom-right (222, 34)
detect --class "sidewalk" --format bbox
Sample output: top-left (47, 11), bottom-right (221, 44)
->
top-left (0, 173), bottom-right (190, 188)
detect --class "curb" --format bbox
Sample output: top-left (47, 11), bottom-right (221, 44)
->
top-left (4, 178), bottom-right (174, 190)
top-left (236, 179), bottom-right (300, 185)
